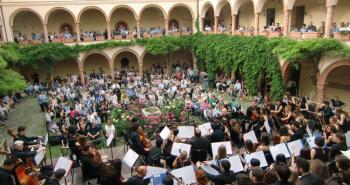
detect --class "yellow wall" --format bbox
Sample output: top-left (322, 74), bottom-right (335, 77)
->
top-left (238, 2), bottom-right (254, 28)
top-left (110, 8), bottom-right (136, 31)
top-left (143, 50), bottom-right (192, 72)
top-left (47, 11), bottom-right (75, 34)
top-left (333, 0), bottom-right (350, 25)
top-left (80, 9), bottom-right (106, 33)
top-left (12, 11), bottom-right (43, 38)
top-left (325, 66), bottom-right (350, 111)
top-left (114, 52), bottom-right (139, 70)
top-left (53, 59), bottom-right (80, 78)
top-left (260, 0), bottom-right (284, 30)
top-left (140, 7), bottom-right (165, 30)
top-left (83, 54), bottom-right (110, 75)
top-left (298, 61), bottom-right (316, 100)
top-left (293, 0), bottom-right (326, 26)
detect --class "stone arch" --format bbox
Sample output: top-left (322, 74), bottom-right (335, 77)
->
top-left (81, 50), bottom-right (112, 76)
top-left (233, 0), bottom-right (255, 29)
top-left (232, 0), bottom-right (253, 15)
top-left (216, 0), bottom-right (232, 17)
top-left (318, 60), bottom-right (350, 86)
top-left (109, 5), bottom-right (138, 21)
top-left (112, 48), bottom-right (141, 65)
top-left (112, 48), bottom-right (141, 73)
top-left (81, 50), bottom-right (111, 65)
top-left (168, 3), bottom-right (195, 20)
top-left (139, 4), bottom-right (167, 20)
top-left (45, 7), bottom-right (77, 24)
top-left (10, 8), bottom-right (44, 26)
top-left (77, 6), bottom-right (109, 23)
top-left (201, 1), bottom-right (215, 18)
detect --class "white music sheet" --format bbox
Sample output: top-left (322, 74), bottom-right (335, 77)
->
top-left (198, 122), bottom-right (213, 136)
top-left (200, 164), bottom-right (219, 175)
top-left (346, 132), bottom-right (350, 148)
top-left (171, 142), bottom-right (191, 156)
top-left (177, 126), bottom-right (195, 139)
top-left (245, 151), bottom-right (268, 167)
top-left (171, 165), bottom-right (197, 185)
top-left (145, 166), bottom-right (167, 179)
top-left (34, 149), bottom-right (46, 165)
top-left (160, 126), bottom-right (171, 140)
top-left (44, 134), bottom-right (49, 146)
top-left (227, 155), bottom-right (244, 173)
top-left (123, 149), bottom-right (139, 167)
top-left (306, 136), bottom-right (316, 148)
top-left (264, 120), bottom-right (271, 133)
top-left (341, 150), bottom-right (350, 159)
top-left (306, 125), bottom-right (313, 138)
top-left (243, 130), bottom-right (258, 144)
top-left (287, 139), bottom-right (304, 156)
top-left (106, 133), bottom-right (114, 147)
top-left (54, 156), bottom-right (74, 177)
top-left (211, 141), bottom-right (233, 159)
top-left (269, 143), bottom-right (291, 160)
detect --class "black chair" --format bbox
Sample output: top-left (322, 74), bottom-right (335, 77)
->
top-left (190, 149), bottom-right (207, 163)
top-left (122, 131), bottom-right (133, 152)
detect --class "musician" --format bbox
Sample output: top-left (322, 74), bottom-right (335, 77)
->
top-left (99, 159), bottom-right (124, 185)
top-left (147, 137), bottom-right (164, 167)
top-left (172, 150), bottom-right (192, 169)
top-left (0, 158), bottom-right (16, 185)
top-left (43, 168), bottom-right (66, 185)
top-left (129, 122), bottom-right (149, 157)
top-left (80, 144), bottom-right (103, 180)
top-left (200, 160), bottom-right (236, 185)
top-left (125, 166), bottom-right (149, 185)
top-left (189, 128), bottom-right (211, 155)
top-left (16, 126), bottom-right (41, 147)
top-left (250, 167), bottom-right (264, 185)
top-left (12, 140), bottom-right (45, 163)
top-left (210, 123), bottom-right (225, 143)
top-left (281, 105), bottom-right (293, 124)
top-left (318, 101), bottom-right (334, 124)
top-left (246, 101), bottom-right (260, 132)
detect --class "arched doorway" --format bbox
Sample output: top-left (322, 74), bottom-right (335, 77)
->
top-left (53, 59), bottom-right (80, 81)
top-left (290, 0), bottom-right (326, 31)
top-left (83, 53), bottom-right (110, 77)
top-left (110, 7), bottom-right (137, 35)
top-left (201, 2), bottom-right (215, 31)
top-left (170, 50), bottom-right (193, 71)
top-left (47, 9), bottom-right (75, 38)
top-left (79, 8), bottom-right (107, 38)
top-left (236, 0), bottom-right (255, 30)
top-left (140, 5), bottom-right (166, 33)
top-left (113, 51), bottom-right (139, 72)
top-left (142, 53), bottom-right (166, 74)
top-left (260, 0), bottom-right (284, 30)
top-left (12, 10), bottom-right (44, 42)
top-left (333, 0), bottom-right (350, 29)
top-left (217, 1), bottom-right (232, 32)
top-left (168, 4), bottom-right (193, 32)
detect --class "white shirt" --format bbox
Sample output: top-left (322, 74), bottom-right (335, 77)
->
top-left (105, 124), bottom-right (115, 137)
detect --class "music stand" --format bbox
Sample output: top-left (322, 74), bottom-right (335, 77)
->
top-left (44, 121), bottom-right (53, 165)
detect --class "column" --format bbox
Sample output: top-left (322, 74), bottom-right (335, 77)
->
top-left (214, 16), bottom-right (218, 34)
top-left (107, 21), bottom-right (111, 40)
top-left (317, 83), bottom-right (326, 105)
top-left (43, 24), bottom-right (49, 43)
top-left (232, 14), bottom-right (237, 34)
top-left (192, 53), bottom-right (197, 69)
top-left (139, 62), bottom-right (143, 77)
top-left (79, 64), bottom-right (85, 84)
top-left (109, 62), bottom-right (114, 78)
top-left (136, 20), bottom-right (141, 38)
top-left (75, 23), bottom-right (80, 42)
top-left (164, 18), bottom-right (169, 35)
top-left (201, 18), bottom-right (204, 32)
top-left (283, 9), bottom-right (291, 36)
top-left (254, 12), bottom-right (260, 35)
top-left (325, 5), bottom-right (334, 38)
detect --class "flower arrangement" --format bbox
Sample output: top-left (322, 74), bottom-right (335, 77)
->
top-left (163, 99), bottom-right (185, 121)
top-left (110, 108), bottom-right (132, 135)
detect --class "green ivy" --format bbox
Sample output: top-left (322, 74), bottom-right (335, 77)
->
top-left (1, 35), bottom-right (350, 99)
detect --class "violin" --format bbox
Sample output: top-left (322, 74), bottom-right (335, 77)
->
top-left (137, 130), bottom-right (152, 148)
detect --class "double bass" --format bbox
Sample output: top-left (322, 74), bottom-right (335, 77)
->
top-left (137, 129), bottom-right (152, 148)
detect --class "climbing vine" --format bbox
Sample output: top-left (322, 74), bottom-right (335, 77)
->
top-left (1, 34), bottom-right (350, 98)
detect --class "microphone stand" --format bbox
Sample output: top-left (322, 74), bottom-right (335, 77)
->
top-left (45, 121), bottom-right (53, 166)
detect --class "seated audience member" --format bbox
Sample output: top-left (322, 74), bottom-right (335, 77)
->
top-left (318, 21), bottom-right (325, 36)
top-left (274, 23), bottom-right (282, 32)
top-left (0, 158), bottom-right (16, 185)
top-left (87, 122), bottom-right (101, 144)
top-left (125, 166), bottom-right (149, 185)
top-left (272, 164), bottom-right (294, 185)
top-left (172, 150), bottom-right (192, 169)
top-left (331, 22), bottom-right (339, 36)
top-left (201, 160), bottom-right (236, 185)
top-left (249, 167), bottom-right (264, 185)
top-left (43, 168), bottom-right (66, 185)
top-left (306, 21), bottom-right (317, 32)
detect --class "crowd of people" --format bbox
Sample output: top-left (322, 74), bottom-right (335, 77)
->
top-left (0, 58), bottom-right (350, 185)
top-left (0, 95), bottom-right (20, 126)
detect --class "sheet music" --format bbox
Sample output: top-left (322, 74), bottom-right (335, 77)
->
top-left (123, 149), bottom-right (139, 167)
top-left (198, 122), bottom-right (213, 136)
top-left (211, 141), bottom-right (233, 159)
top-left (346, 132), bottom-right (350, 148)
top-left (106, 133), bottom-right (114, 147)
top-left (243, 130), bottom-right (258, 143)
top-left (306, 136), bottom-right (316, 148)
top-left (341, 150), bottom-right (350, 159)
top-left (54, 156), bottom-right (74, 177)
top-left (171, 165), bottom-right (197, 185)
top-left (264, 120), bottom-right (271, 133)
top-left (227, 155), bottom-right (244, 173)
top-left (269, 143), bottom-right (291, 160)
top-left (160, 126), bottom-right (171, 140)
top-left (200, 164), bottom-right (219, 175)
top-left (245, 151), bottom-right (268, 167)
top-left (145, 166), bottom-right (167, 179)
top-left (34, 149), bottom-right (45, 165)
top-left (287, 139), bottom-right (304, 156)
top-left (171, 142), bottom-right (191, 156)
top-left (177, 126), bottom-right (195, 139)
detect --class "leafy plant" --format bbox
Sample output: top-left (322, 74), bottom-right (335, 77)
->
top-left (163, 99), bottom-right (185, 120)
